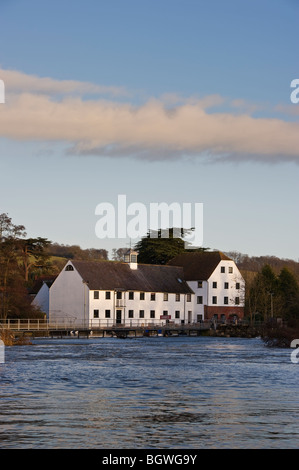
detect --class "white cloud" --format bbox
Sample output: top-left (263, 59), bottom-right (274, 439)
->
top-left (0, 67), bottom-right (127, 97)
top-left (0, 68), bottom-right (299, 163)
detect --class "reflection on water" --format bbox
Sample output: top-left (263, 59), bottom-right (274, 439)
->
top-left (0, 336), bottom-right (298, 449)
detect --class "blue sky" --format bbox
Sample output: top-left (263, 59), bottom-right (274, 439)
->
top-left (0, 0), bottom-right (299, 260)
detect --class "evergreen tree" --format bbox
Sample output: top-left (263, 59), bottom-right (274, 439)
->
top-left (277, 267), bottom-right (299, 320)
top-left (248, 264), bottom-right (278, 321)
top-left (134, 228), bottom-right (208, 265)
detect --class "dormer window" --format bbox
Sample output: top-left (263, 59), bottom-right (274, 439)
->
top-left (65, 265), bottom-right (74, 271)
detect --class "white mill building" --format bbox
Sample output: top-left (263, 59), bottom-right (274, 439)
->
top-left (32, 250), bottom-right (245, 327)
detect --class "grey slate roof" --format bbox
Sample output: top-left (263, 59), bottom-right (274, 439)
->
top-left (167, 251), bottom-right (232, 281)
top-left (71, 260), bottom-right (193, 294)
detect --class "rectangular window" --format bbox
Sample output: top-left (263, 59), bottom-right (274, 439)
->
top-left (150, 310), bottom-right (155, 319)
top-left (212, 282), bottom-right (217, 288)
top-left (175, 293), bottom-right (180, 301)
top-left (94, 291), bottom-right (99, 299)
top-left (175, 310), bottom-right (180, 319)
top-left (163, 293), bottom-right (168, 301)
top-left (140, 292), bottom-right (145, 300)
top-left (128, 310), bottom-right (134, 318)
top-left (212, 296), bottom-right (217, 304)
top-left (186, 293), bottom-right (191, 302)
top-left (224, 297), bottom-right (228, 305)
top-left (197, 296), bottom-right (203, 304)
top-left (150, 293), bottom-right (156, 301)
top-left (221, 266), bottom-right (225, 273)
top-left (197, 281), bottom-right (203, 288)
top-left (105, 309), bottom-right (111, 318)
top-left (139, 310), bottom-right (144, 318)
top-left (163, 310), bottom-right (168, 316)
top-left (224, 282), bottom-right (229, 289)
top-left (128, 291), bottom-right (134, 300)
top-left (105, 291), bottom-right (111, 300)
top-left (93, 309), bottom-right (99, 318)
top-left (116, 291), bottom-right (122, 299)
top-left (236, 282), bottom-right (240, 290)
top-left (235, 297), bottom-right (240, 305)
top-left (229, 267), bottom-right (233, 273)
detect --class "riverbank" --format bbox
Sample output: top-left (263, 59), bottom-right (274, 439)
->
top-left (207, 323), bottom-right (262, 339)
top-left (260, 323), bottom-right (299, 348)
top-left (207, 322), bottom-right (299, 348)
top-left (0, 329), bottom-right (33, 346)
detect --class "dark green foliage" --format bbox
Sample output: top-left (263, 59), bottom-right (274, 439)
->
top-left (277, 267), bottom-right (299, 320)
top-left (246, 263), bottom-right (299, 323)
top-left (0, 213), bottom-right (49, 319)
top-left (134, 228), bottom-right (208, 265)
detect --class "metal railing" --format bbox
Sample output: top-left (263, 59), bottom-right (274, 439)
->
top-left (0, 319), bottom-right (75, 331)
top-left (0, 318), bottom-right (211, 331)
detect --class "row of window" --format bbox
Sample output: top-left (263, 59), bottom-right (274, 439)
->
top-left (93, 309), bottom-right (186, 319)
top-left (197, 296), bottom-right (240, 305)
top-left (211, 282), bottom-right (241, 289)
top-left (197, 281), bottom-right (240, 289)
top-left (221, 266), bottom-right (233, 273)
top-left (213, 296), bottom-right (239, 305)
top-left (93, 291), bottom-right (192, 302)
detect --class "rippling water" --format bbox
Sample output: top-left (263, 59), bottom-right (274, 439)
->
top-left (0, 336), bottom-right (298, 449)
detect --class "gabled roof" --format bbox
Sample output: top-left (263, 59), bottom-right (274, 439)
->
top-left (167, 251), bottom-right (233, 281)
top-left (70, 260), bottom-right (193, 294)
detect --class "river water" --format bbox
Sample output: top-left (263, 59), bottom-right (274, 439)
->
top-left (0, 335), bottom-right (298, 449)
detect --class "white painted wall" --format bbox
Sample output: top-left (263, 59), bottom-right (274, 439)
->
top-left (32, 283), bottom-right (50, 318)
top-left (187, 280), bottom-right (207, 321)
top-left (49, 262), bottom-right (88, 325)
top-left (207, 260), bottom-right (245, 307)
top-left (89, 290), bottom-right (194, 327)
top-left (49, 261), bottom-right (195, 327)
top-left (185, 260), bottom-right (245, 321)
